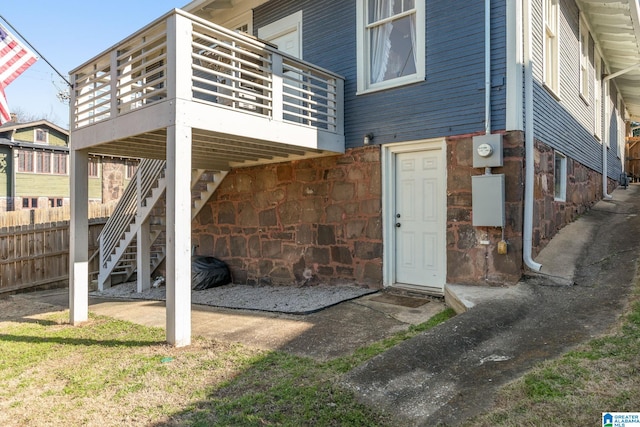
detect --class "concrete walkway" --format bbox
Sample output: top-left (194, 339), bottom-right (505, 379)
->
top-left (8, 285), bottom-right (446, 362)
top-left (343, 185), bottom-right (640, 426)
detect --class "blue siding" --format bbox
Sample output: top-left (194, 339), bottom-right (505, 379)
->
top-left (254, 0), bottom-right (508, 149)
top-left (530, 0), bottom-right (623, 179)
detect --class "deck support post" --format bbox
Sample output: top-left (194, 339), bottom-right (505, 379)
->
top-left (165, 124), bottom-right (192, 347)
top-left (69, 148), bottom-right (89, 325)
top-left (136, 170), bottom-right (151, 293)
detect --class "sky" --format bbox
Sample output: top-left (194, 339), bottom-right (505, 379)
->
top-left (2, 0), bottom-right (191, 129)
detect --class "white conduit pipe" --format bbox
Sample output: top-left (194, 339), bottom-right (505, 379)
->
top-left (485, 0), bottom-right (491, 135)
top-left (522, 0), bottom-right (542, 272)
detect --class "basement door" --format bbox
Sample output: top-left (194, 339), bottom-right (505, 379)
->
top-left (258, 11), bottom-right (302, 58)
top-left (384, 141), bottom-right (446, 293)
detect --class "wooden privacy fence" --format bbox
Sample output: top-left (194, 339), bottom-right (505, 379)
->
top-left (0, 220), bottom-right (105, 294)
top-left (0, 202), bottom-right (117, 228)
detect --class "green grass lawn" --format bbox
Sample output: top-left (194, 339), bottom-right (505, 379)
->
top-left (0, 307), bottom-right (454, 426)
top-left (467, 293), bottom-right (640, 426)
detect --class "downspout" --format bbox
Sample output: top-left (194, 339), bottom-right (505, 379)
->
top-left (522, 0), bottom-right (542, 271)
top-left (602, 78), bottom-right (613, 199)
top-left (485, 0), bottom-right (491, 135)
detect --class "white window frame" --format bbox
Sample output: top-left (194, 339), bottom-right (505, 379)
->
top-left (554, 151), bottom-right (567, 202)
top-left (34, 128), bottom-right (49, 144)
top-left (125, 160), bottom-right (138, 180)
top-left (579, 16), bottom-right (589, 100)
top-left (88, 157), bottom-right (101, 178)
top-left (356, 0), bottom-right (425, 94)
top-left (594, 50), bottom-right (602, 140)
top-left (543, 0), bottom-right (560, 96)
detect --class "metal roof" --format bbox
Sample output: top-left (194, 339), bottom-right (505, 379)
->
top-left (579, 0), bottom-right (640, 121)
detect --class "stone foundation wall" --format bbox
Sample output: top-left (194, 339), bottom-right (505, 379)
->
top-left (192, 146), bottom-right (383, 287)
top-left (531, 139), bottom-right (603, 256)
top-left (191, 133), bottom-right (611, 289)
top-left (446, 131), bottom-right (525, 286)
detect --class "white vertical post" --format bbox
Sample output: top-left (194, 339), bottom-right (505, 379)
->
top-left (167, 12), bottom-right (193, 101)
top-left (110, 49), bottom-right (119, 118)
top-left (166, 124), bottom-right (192, 347)
top-left (136, 171), bottom-right (151, 293)
top-left (334, 78), bottom-right (344, 135)
top-left (70, 148), bottom-right (89, 324)
top-left (272, 54), bottom-right (284, 122)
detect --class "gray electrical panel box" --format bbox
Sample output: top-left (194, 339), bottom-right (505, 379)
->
top-left (473, 134), bottom-right (503, 168)
top-left (472, 174), bottom-right (505, 227)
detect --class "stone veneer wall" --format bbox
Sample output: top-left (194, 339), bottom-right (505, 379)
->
top-left (446, 131), bottom-right (525, 286)
top-left (191, 133), bottom-right (612, 289)
top-left (530, 139), bottom-right (605, 256)
top-left (101, 161), bottom-right (126, 203)
top-left (192, 146), bottom-right (383, 287)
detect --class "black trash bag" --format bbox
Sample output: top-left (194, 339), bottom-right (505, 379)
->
top-left (191, 256), bottom-right (232, 290)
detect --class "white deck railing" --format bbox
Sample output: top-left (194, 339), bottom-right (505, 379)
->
top-left (72, 9), bottom-right (343, 135)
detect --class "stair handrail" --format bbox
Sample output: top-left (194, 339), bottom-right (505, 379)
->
top-left (99, 159), bottom-right (166, 268)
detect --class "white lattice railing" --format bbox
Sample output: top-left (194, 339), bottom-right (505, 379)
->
top-left (71, 9), bottom-right (343, 134)
top-left (98, 159), bottom-right (166, 270)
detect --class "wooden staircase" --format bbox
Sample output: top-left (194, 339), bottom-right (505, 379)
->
top-left (97, 159), bottom-right (228, 290)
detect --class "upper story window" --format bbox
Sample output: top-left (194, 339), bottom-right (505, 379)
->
top-left (357, 0), bottom-right (425, 94)
top-left (36, 151), bottom-right (51, 173)
top-left (17, 150), bottom-right (34, 172)
top-left (544, 0), bottom-right (559, 95)
top-left (35, 128), bottom-right (49, 144)
top-left (594, 51), bottom-right (602, 140)
top-left (18, 150), bottom-right (68, 175)
top-left (88, 157), bottom-right (100, 178)
top-left (579, 17), bottom-right (590, 100)
top-left (52, 153), bottom-right (67, 175)
top-left (125, 160), bottom-right (138, 180)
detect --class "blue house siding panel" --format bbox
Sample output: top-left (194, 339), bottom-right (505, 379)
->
top-left (254, 0), bottom-right (508, 149)
top-left (529, 0), bottom-right (622, 179)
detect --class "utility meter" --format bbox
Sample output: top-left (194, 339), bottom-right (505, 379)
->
top-left (477, 143), bottom-right (493, 157)
top-left (472, 134), bottom-right (503, 168)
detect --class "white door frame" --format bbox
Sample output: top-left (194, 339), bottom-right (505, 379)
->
top-left (257, 10), bottom-right (303, 58)
top-left (381, 138), bottom-right (447, 292)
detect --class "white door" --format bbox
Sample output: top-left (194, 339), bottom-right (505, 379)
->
top-left (258, 11), bottom-right (302, 58)
top-left (265, 30), bottom-right (300, 57)
top-left (393, 149), bottom-right (446, 291)
top-left (258, 12), bottom-right (303, 122)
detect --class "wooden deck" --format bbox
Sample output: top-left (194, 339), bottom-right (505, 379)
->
top-left (70, 9), bottom-right (345, 169)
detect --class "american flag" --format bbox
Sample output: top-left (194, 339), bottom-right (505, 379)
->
top-left (0, 24), bottom-right (38, 124)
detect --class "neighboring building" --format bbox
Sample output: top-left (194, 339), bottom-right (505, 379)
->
top-left (67, 0), bottom-right (639, 345)
top-left (0, 119), bottom-right (136, 212)
top-left (627, 134), bottom-right (640, 181)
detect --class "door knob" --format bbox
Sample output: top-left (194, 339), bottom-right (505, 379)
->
top-left (395, 222), bottom-right (401, 228)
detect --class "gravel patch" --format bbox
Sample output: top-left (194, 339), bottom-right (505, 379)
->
top-left (90, 282), bottom-right (377, 314)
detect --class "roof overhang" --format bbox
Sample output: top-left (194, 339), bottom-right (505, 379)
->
top-left (182, 0), bottom-right (268, 21)
top-left (578, 0), bottom-right (640, 121)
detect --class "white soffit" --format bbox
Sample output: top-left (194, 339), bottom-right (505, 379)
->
top-left (579, 0), bottom-right (640, 120)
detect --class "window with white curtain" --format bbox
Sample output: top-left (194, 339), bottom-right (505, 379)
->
top-left (357, 0), bottom-right (425, 93)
